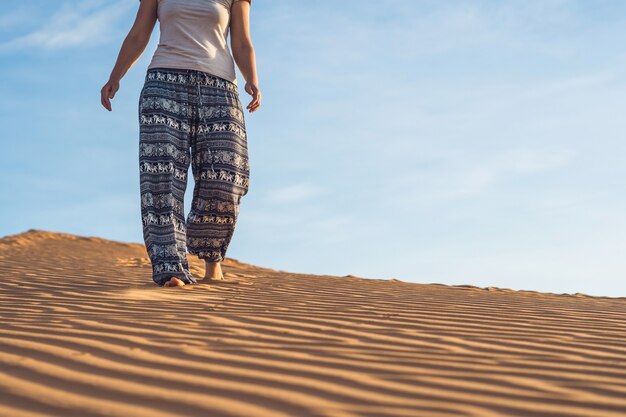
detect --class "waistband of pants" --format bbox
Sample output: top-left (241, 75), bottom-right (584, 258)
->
top-left (145, 67), bottom-right (239, 94)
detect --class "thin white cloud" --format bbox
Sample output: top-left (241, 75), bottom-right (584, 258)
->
top-left (519, 71), bottom-right (617, 100)
top-left (489, 147), bottom-right (576, 175)
top-left (0, 0), bottom-right (134, 52)
top-left (242, 208), bottom-right (355, 244)
top-left (411, 147), bottom-right (577, 201)
top-left (265, 183), bottom-right (327, 204)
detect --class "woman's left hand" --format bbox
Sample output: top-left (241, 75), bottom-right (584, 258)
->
top-left (245, 82), bottom-right (261, 113)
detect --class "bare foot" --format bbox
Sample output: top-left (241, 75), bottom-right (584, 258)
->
top-left (163, 277), bottom-right (186, 287)
top-left (203, 260), bottom-right (225, 280)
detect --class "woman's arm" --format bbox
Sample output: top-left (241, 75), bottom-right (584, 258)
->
top-left (230, 0), bottom-right (261, 113)
top-left (101, 0), bottom-right (158, 111)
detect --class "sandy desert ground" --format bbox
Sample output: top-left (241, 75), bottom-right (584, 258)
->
top-left (1, 229), bottom-right (626, 417)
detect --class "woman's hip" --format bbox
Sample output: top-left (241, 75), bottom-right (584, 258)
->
top-left (144, 67), bottom-right (239, 95)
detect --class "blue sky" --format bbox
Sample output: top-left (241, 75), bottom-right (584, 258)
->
top-left (1, 0), bottom-right (626, 297)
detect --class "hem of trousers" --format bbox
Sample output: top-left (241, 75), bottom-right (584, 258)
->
top-left (189, 255), bottom-right (225, 263)
top-left (187, 249), bottom-right (225, 263)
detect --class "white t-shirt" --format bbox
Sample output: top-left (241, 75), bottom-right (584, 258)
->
top-left (144, 0), bottom-right (250, 85)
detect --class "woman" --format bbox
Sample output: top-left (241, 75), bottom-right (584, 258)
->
top-left (100, 0), bottom-right (260, 288)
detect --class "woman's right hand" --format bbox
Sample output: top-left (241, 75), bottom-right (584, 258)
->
top-left (101, 78), bottom-right (120, 112)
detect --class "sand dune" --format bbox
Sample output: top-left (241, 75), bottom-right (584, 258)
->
top-left (1, 229), bottom-right (626, 417)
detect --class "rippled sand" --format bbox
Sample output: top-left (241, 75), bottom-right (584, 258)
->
top-left (1, 229), bottom-right (626, 417)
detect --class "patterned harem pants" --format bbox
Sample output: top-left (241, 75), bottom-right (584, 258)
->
top-left (138, 67), bottom-right (250, 286)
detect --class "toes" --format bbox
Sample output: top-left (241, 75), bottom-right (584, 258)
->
top-left (162, 277), bottom-right (186, 287)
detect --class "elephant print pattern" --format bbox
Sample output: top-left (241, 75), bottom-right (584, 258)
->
top-left (138, 67), bottom-right (250, 286)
